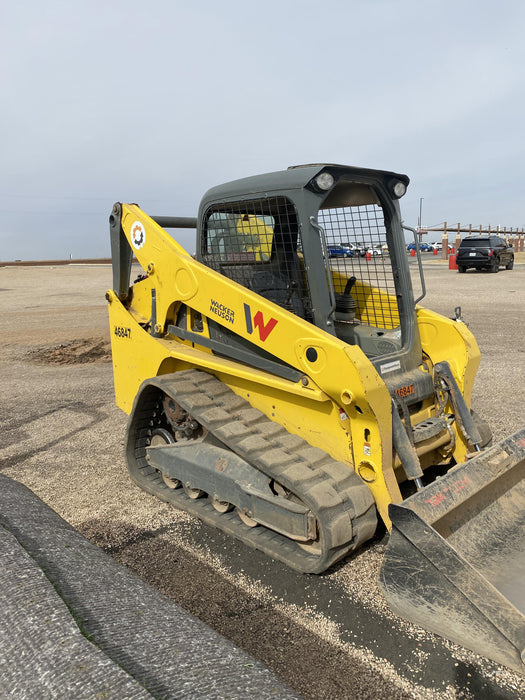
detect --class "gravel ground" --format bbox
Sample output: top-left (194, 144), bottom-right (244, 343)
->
top-left (1, 260), bottom-right (524, 699)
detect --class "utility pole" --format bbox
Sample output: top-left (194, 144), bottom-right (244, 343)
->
top-left (418, 198), bottom-right (424, 242)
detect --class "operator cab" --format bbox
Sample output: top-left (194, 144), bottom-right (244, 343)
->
top-left (198, 164), bottom-right (414, 362)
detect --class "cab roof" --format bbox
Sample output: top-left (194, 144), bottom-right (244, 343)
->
top-left (200, 163), bottom-right (409, 207)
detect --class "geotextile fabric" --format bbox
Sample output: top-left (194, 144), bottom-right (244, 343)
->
top-left (0, 474), bottom-right (299, 699)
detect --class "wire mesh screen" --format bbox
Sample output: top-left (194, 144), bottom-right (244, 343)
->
top-left (318, 204), bottom-right (400, 330)
top-left (202, 197), bottom-right (311, 319)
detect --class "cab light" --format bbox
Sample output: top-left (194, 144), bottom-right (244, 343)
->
top-left (392, 181), bottom-right (407, 198)
top-left (316, 173), bottom-right (335, 190)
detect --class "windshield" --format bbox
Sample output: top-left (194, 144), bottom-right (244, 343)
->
top-left (460, 238), bottom-right (491, 247)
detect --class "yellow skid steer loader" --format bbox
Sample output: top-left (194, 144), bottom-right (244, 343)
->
top-left (106, 164), bottom-right (525, 673)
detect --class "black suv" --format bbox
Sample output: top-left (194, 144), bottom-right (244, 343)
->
top-left (456, 236), bottom-right (514, 273)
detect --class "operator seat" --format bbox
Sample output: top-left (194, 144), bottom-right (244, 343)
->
top-left (251, 216), bottom-right (307, 318)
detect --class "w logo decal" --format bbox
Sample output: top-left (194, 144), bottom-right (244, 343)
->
top-left (244, 303), bottom-right (278, 342)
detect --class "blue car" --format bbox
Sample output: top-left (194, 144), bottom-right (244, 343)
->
top-left (407, 242), bottom-right (430, 252)
top-left (328, 245), bottom-right (353, 258)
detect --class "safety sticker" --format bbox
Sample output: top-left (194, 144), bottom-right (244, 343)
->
top-left (380, 360), bottom-right (401, 375)
top-left (131, 221), bottom-right (146, 250)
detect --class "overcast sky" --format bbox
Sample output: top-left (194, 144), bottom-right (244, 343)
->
top-left (2, 0), bottom-right (524, 260)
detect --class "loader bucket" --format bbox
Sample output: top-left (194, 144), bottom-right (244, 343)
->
top-left (380, 428), bottom-right (525, 674)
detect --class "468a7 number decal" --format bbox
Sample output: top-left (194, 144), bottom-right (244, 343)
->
top-left (114, 326), bottom-right (131, 339)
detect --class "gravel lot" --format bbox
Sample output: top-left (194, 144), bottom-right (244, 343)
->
top-left (1, 260), bottom-right (524, 699)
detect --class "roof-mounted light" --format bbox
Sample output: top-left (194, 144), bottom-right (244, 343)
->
top-left (391, 180), bottom-right (407, 198)
top-left (315, 172), bottom-right (335, 190)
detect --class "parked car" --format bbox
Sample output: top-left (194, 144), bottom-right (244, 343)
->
top-left (456, 236), bottom-right (514, 273)
top-left (425, 241), bottom-right (454, 253)
top-left (406, 241), bottom-right (428, 252)
top-left (328, 245), bottom-right (352, 258)
top-left (366, 245), bottom-right (384, 256)
top-left (342, 242), bottom-right (365, 256)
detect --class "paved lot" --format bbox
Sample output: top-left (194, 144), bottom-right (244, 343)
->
top-left (1, 261), bottom-right (524, 699)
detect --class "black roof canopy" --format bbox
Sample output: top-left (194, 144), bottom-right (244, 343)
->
top-left (199, 164), bottom-right (410, 210)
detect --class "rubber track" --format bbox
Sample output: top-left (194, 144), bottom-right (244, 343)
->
top-left (127, 370), bottom-right (377, 574)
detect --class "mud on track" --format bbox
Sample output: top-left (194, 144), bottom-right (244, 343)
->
top-left (1, 262), bottom-right (525, 699)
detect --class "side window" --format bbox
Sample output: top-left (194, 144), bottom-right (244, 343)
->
top-left (205, 212), bottom-right (274, 263)
top-left (201, 197), bottom-right (311, 319)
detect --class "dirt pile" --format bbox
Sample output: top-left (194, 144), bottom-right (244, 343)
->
top-left (28, 338), bottom-right (111, 365)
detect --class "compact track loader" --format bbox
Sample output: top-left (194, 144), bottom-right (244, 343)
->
top-left (107, 164), bottom-right (525, 673)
